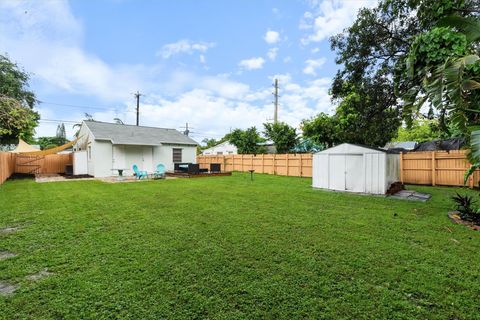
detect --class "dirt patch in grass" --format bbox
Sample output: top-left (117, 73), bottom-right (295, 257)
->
top-left (0, 281), bottom-right (18, 296)
top-left (0, 251), bottom-right (17, 261)
top-left (0, 226), bottom-right (19, 234)
top-left (26, 268), bottom-right (54, 281)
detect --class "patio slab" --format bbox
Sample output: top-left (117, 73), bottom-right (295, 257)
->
top-left (389, 190), bottom-right (431, 202)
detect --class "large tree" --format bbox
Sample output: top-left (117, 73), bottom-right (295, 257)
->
top-left (0, 54), bottom-right (39, 144)
top-left (263, 122), bottom-right (297, 153)
top-left (228, 127), bottom-right (264, 154)
top-left (327, 0), bottom-right (478, 145)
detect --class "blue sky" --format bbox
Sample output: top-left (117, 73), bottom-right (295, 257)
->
top-left (0, 0), bottom-right (377, 142)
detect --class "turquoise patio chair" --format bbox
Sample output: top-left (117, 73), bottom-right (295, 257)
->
top-left (133, 164), bottom-right (148, 179)
top-left (153, 163), bottom-right (166, 179)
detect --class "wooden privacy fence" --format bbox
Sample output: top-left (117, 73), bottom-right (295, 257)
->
top-left (15, 154), bottom-right (73, 174)
top-left (0, 152), bottom-right (16, 185)
top-left (197, 154), bottom-right (313, 177)
top-left (400, 150), bottom-right (479, 187)
top-left (0, 153), bottom-right (73, 185)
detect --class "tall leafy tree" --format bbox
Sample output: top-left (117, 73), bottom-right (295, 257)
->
top-left (228, 127), bottom-right (264, 154)
top-left (263, 122), bottom-right (297, 153)
top-left (329, 0), bottom-right (478, 144)
top-left (301, 113), bottom-right (339, 149)
top-left (0, 54), bottom-right (39, 144)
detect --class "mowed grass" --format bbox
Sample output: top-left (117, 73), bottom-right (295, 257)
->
top-left (0, 173), bottom-right (479, 319)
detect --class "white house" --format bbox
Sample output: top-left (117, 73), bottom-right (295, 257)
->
top-left (202, 141), bottom-right (237, 155)
top-left (312, 143), bottom-right (399, 194)
top-left (73, 121), bottom-right (198, 177)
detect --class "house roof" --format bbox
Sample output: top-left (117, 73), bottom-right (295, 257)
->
top-left (385, 141), bottom-right (417, 150)
top-left (84, 121), bottom-right (198, 146)
top-left (315, 143), bottom-right (398, 154)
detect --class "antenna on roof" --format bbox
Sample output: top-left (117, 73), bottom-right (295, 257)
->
top-left (180, 122), bottom-right (193, 136)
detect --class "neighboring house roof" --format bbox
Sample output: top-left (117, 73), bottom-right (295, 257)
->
top-left (83, 121), bottom-right (198, 146)
top-left (385, 141), bottom-right (417, 150)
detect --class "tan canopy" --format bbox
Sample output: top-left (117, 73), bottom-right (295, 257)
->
top-left (11, 139), bottom-right (40, 153)
top-left (11, 138), bottom-right (79, 156)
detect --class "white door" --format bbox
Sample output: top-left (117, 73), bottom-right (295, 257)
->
top-left (345, 155), bottom-right (364, 192)
top-left (142, 147), bottom-right (153, 172)
top-left (329, 155), bottom-right (346, 191)
top-left (112, 146), bottom-right (125, 169)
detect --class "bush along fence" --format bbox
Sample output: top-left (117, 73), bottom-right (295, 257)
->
top-left (197, 154), bottom-right (313, 177)
top-left (0, 152), bottom-right (73, 185)
top-left (400, 150), bottom-right (479, 188)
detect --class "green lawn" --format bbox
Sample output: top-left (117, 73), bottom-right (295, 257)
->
top-left (0, 173), bottom-right (479, 319)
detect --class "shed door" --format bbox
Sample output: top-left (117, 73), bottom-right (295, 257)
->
top-left (345, 155), bottom-right (364, 192)
top-left (329, 155), bottom-right (346, 191)
top-left (142, 147), bottom-right (153, 172)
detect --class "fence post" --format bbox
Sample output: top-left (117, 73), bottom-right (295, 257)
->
top-left (261, 154), bottom-right (264, 174)
top-left (286, 154), bottom-right (289, 176)
top-left (400, 152), bottom-right (404, 184)
top-left (273, 154), bottom-right (276, 175)
top-left (431, 151), bottom-right (436, 186)
top-left (300, 154), bottom-right (303, 177)
top-left (241, 155), bottom-right (244, 172)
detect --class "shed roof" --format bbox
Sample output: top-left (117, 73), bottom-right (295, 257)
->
top-left (315, 143), bottom-right (387, 155)
top-left (84, 121), bottom-right (198, 146)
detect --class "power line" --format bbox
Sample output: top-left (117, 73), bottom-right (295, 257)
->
top-left (38, 100), bottom-right (136, 113)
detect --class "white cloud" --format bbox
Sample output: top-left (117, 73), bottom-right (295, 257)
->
top-left (156, 39), bottom-right (215, 59)
top-left (238, 57), bottom-right (265, 70)
top-left (303, 58), bottom-right (326, 76)
top-left (267, 47), bottom-right (278, 61)
top-left (300, 0), bottom-right (377, 44)
top-left (0, 0), bottom-right (334, 141)
top-left (264, 30), bottom-right (281, 44)
top-left (0, 0), bottom-right (155, 102)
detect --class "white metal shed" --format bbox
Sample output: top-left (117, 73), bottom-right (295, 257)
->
top-left (312, 143), bottom-right (400, 194)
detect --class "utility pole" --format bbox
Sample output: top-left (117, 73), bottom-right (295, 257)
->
top-left (134, 91), bottom-right (142, 126)
top-left (273, 78), bottom-right (279, 123)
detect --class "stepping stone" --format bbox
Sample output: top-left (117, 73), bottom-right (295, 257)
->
top-left (0, 251), bottom-right (17, 261)
top-left (0, 227), bottom-right (19, 234)
top-left (26, 268), bottom-right (54, 281)
top-left (0, 281), bottom-right (18, 296)
top-left (390, 190), bottom-right (431, 202)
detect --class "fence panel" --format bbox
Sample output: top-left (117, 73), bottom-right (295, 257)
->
top-left (197, 153), bottom-right (313, 178)
top-left (0, 152), bottom-right (16, 185)
top-left (41, 154), bottom-right (73, 173)
top-left (400, 150), bottom-right (477, 187)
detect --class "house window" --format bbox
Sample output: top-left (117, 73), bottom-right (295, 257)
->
top-left (88, 146), bottom-right (92, 160)
top-left (217, 152), bottom-right (223, 155)
top-left (172, 148), bottom-right (182, 163)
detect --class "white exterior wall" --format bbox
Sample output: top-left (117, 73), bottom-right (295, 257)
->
top-left (73, 151), bottom-right (88, 175)
top-left (312, 143), bottom-right (399, 195)
top-left (92, 141), bottom-right (113, 177)
top-left (386, 153), bottom-right (400, 190)
top-left (154, 145), bottom-right (196, 171)
top-left (202, 142), bottom-right (237, 155)
top-left (364, 153), bottom-right (386, 194)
